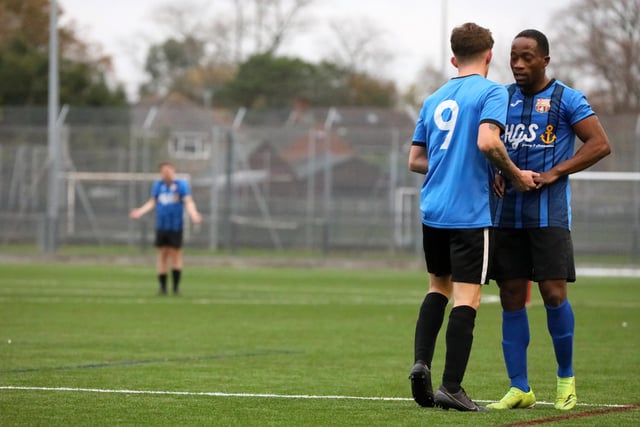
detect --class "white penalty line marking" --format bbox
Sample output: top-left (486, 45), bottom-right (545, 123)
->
top-left (0, 386), bottom-right (631, 408)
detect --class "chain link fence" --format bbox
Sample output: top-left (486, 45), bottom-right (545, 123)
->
top-left (0, 105), bottom-right (638, 264)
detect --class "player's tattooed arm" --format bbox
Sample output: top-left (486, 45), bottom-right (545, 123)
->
top-left (480, 123), bottom-right (538, 192)
top-left (486, 146), bottom-right (537, 191)
top-left (485, 146), bottom-right (515, 177)
top-left (481, 124), bottom-right (513, 174)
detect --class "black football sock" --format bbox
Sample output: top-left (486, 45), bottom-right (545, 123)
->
top-left (442, 305), bottom-right (476, 393)
top-left (158, 274), bottom-right (168, 293)
top-left (414, 292), bottom-right (449, 368)
top-left (172, 269), bottom-right (182, 293)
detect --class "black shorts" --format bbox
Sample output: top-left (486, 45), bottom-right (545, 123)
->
top-left (155, 230), bottom-right (183, 249)
top-left (422, 224), bottom-right (491, 285)
top-left (492, 227), bottom-right (575, 282)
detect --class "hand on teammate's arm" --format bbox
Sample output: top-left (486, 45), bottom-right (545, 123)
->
top-left (511, 168), bottom-right (540, 192)
top-left (532, 169), bottom-right (561, 189)
top-left (490, 163), bottom-right (538, 192)
top-left (478, 123), bottom-right (538, 192)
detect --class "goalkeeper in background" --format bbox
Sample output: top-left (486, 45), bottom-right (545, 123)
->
top-left (130, 162), bottom-right (202, 295)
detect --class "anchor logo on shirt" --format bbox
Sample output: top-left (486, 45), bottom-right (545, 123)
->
top-left (540, 125), bottom-right (556, 144)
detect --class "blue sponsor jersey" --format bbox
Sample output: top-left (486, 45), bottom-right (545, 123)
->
top-left (494, 79), bottom-right (595, 229)
top-left (151, 179), bottom-right (191, 231)
top-left (412, 74), bottom-right (508, 228)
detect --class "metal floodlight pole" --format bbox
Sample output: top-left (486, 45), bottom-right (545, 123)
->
top-left (440, 0), bottom-right (448, 77)
top-left (305, 128), bottom-right (316, 251)
top-left (633, 114), bottom-right (640, 260)
top-left (389, 128), bottom-right (399, 253)
top-left (45, 0), bottom-right (60, 253)
top-left (222, 107), bottom-right (246, 253)
top-left (208, 127), bottom-right (220, 250)
top-left (321, 108), bottom-right (338, 255)
top-left (224, 128), bottom-right (235, 253)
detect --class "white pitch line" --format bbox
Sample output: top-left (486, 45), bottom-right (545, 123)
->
top-left (576, 267), bottom-right (640, 278)
top-left (0, 386), bottom-right (632, 408)
top-left (0, 294), bottom-right (501, 306)
top-left (0, 386), bottom-right (408, 401)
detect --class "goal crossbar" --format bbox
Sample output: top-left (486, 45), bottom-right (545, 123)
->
top-left (572, 171), bottom-right (640, 181)
top-left (63, 171), bottom-right (191, 237)
top-left (65, 172), bottom-right (190, 182)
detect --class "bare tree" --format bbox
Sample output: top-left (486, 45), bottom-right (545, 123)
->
top-left (326, 17), bottom-right (394, 76)
top-left (250, 0), bottom-right (314, 55)
top-left (551, 0), bottom-right (640, 113)
top-left (152, 0), bottom-right (210, 39)
top-left (231, 0), bottom-right (247, 63)
top-left (140, 0), bottom-right (316, 99)
top-left (151, 0), bottom-right (314, 65)
top-left (401, 62), bottom-right (447, 107)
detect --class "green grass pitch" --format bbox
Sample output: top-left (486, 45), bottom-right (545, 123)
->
top-left (0, 262), bottom-right (639, 426)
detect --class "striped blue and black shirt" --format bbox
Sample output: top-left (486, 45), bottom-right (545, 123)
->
top-left (494, 79), bottom-right (595, 230)
top-left (152, 179), bottom-right (190, 231)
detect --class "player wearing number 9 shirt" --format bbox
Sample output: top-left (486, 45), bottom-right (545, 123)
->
top-left (406, 22), bottom-right (538, 412)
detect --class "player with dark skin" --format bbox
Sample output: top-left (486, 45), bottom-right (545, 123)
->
top-left (490, 30), bottom-right (610, 411)
top-left (494, 36), bottom-right (611, 313)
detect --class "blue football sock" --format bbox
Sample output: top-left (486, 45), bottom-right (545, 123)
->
top-left (502, 308), bottom-right (530, 392)
top-left (546, 299), bottom-right (575, 378)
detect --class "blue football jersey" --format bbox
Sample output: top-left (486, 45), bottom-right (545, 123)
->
top-left (494, 80), bottom-right (595, 229)
top-left (152, 179), bottom-right (191, 231)
top-left (412, 74), bottom-right (508, 228)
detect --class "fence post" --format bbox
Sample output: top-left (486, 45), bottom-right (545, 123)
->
top-left (223, 129), bottom-right (236, 253)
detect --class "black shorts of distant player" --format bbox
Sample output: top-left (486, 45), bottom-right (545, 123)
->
top-left (155, 230), bottom-right (183, 249)
top-left (491, 227), bottom-right (576, 283)
top-left (422, 224), bottom-right (492, 285)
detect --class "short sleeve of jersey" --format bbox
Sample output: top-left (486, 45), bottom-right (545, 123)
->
top-left (178, 180), bottom-right (191, 197)
top-left (564, 87), bottom-right (595, 126)
top-left (151, 180), bottom-right (161, 199)
top-left (412, 100), bottom-right (428, 145)
top-left (480, 84), bottom-right (508, 129)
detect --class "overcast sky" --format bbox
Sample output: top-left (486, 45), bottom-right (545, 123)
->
top-left (58, 0), bottom-right (573, 100)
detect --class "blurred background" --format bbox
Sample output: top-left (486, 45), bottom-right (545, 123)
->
top-left (0, 0), bottom-right (638, 265)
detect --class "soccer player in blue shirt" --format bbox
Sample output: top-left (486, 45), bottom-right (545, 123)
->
top-left (488, 30), bottom-right (611, 411)
top-left (130, 162), bottom-right (202, 295)
top-left (408, 22), bottom-right (539, 412)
